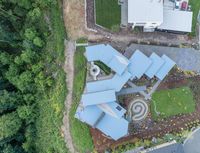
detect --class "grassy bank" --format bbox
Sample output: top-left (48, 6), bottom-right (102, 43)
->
top-left (151, 87), bottom-right (195, 120)
top-left (69, 47), bottom-right (94, 153)
top-left (34, 1), bottom-right (68, 153)
top-left (189, 0), bottom-right (200, 36)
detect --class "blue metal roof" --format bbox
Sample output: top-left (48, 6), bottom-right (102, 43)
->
top-left (98, 102), bottom-right (126, 119)
top-left (85, 44), bottom-right (106, 62)
top-left (155, 55), bottom-right (176, 80)
top-left (81, 90), bottom-right (116, 106)
top-left (108, 55), bottom-right (130, 75)
top-left (112, 71), bottom-right (132, 91)
top-left (75, 105), bottom-right (104, 127)
top-left (145, 53), bottom-right (165, 79)
top-left (86, 71), bottom-right (131, 93)
top-left (86, 79), bottom-right (112, 93)
top-left (128, 50), bottom-right (152, 79)
top-left (96, 113), bottom-right (129, 140)
top-left (85, 44), bottom-right (129, 75)
top-left (75, 104), bottom-right (129, 140)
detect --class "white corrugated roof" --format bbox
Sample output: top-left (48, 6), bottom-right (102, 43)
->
top-left (158, 9), bottom-right (193, 32)
top-left (128, 0), bottom-right (163, 23)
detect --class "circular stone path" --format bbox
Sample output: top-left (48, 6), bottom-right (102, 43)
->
top-left (128, 99), bottom-right (149, 122)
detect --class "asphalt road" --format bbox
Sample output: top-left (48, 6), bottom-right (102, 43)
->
top-left (183, 127), bottom-right (200, 153)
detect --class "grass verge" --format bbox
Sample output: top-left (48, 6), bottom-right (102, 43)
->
top-left (189, 0), bottom-right (200, 36)
top-left (151, 87), bottom-right (196, 120)
top-left (69, 47), bottom-right (94, 153)
top-left (34, 1), bottom-right (68, 153)
top-left (95, 0), bottom-right (121, 30)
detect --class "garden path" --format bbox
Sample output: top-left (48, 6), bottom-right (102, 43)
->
top-left (62, 40), bottom-right (76, 153)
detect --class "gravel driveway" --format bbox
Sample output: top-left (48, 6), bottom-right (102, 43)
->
top-left (125, 44), bottom-right (200, 73)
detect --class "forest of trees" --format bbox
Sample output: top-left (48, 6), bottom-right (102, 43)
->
top-left (0, 0), bottom-right (67, 152)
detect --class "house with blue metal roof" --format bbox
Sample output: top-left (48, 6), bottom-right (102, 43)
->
top-left (86, 70), bottom-right (132, 93)
top-left (85, 44), bottom-right (129, 75)
top-left (81, 90), bottom-right (116, 107)
top-left (128, 50), bottom-right (152, 79)
top-left (155, 55), bottom-right (176, 80)
top-left (145, 53), bottom-right (165, 79)
top-left (98, 102), bottom-right (126, 119)
top-left (75, 44), bottom-right (176, 140)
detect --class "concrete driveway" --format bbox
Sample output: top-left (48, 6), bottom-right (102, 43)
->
top-left (125, 44), bottom-right (200, 73)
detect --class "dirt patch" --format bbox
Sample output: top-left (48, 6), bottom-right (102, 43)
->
top-left (62, 40), bottom-right (76, 153)
top-left (63, 0), bottom-right (87, 39)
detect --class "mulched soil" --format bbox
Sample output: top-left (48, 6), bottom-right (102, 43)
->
top-left (86, 0), bottom-right (95, 29)
top-left (90, 75), bottom-right (200, 153)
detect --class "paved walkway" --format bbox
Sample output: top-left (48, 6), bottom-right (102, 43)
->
top-left (121, 0), bottom-right (128, 26)
top-left (125, 44), bottom-right (200, 73)
top-left (148, 80), bottom-right (162, 97)
top-left (62, 40), bottom-right (76, 153)
top-left (128, 81), bottom-right (150, 100)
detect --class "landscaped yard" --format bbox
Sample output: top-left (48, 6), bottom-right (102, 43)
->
top-left (95, 0), bottom-right (121, 30)
top-left (151, 87), bottom-right (196, 120)
top-left (69, 47), bottom-right (94, 153)
top-left (189, 0), bottom-right (200, 36)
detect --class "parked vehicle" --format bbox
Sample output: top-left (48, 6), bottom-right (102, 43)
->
top-left (175, 1), bottom-right (180, 9)
top-left (181, 1), bottom-right (188, 10)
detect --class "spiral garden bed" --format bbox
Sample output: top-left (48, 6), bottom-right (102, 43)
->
top-left (128, 99), bottom-right (149, 122)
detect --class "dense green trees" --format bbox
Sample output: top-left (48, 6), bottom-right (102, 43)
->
top-left (0, 0), bottom-right (65, 152)
top-left (0, 90), bottom-right (22, 113)
top-left (0, 112), bottom-right (22, 140)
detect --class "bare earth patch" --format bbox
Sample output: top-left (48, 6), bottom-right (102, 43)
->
top-left (63, 0), bottom-right (87, 39)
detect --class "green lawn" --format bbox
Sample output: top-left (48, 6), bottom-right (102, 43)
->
top-left (189, 0), bottom-right (200, 36)
top-left (69, 47), bottom-right (94, 153)
top-left (95, 0), bottom-right (121, 30)
top-left (151, 87), bottom-right (196, 120)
